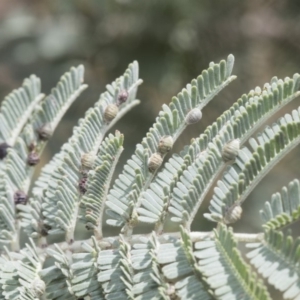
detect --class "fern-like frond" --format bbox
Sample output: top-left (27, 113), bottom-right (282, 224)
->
top-left (137, 88), bottom-right (249, 229)
top-left (12, 65), bottom-right (87, 177)
top-left (0, 256), bottom-right (5, 299)
top-left (106, 54), bottom-right (236, 232)
top-left (137, 154), bottom-right (183, 228)
top-left (30, 65), bottom-right (87, 138)
top-left (43, 143), bottom-right (81, 238)
top-left (131, 232), bottom-right (171, 299)
top-left (0, 148), bottom-right (29, 248)
top-left (172, 77), bottom-right (300, 227)
top-left (97, 236), bottom-right (133, 299)
top-left (232, 75), bottom-right (300, 143)
top-left (205, 108), bottom-right (300, 223)
top-left (261, 179), bottom-right (300, 230)
top-left (156, 227), bottom-right (212, 299)
top-left (20, 61), bottom-right (141, 242)
top-left (0, 174), bottom-right (16, 247)
top-left (195, 224), bottom-right (271, 300)
top-left (8, 65), bottom-right (87, 173)
top-left (15, 65), bottom-right (87, 183)
top-left (15, 65), bottom-right (87, 194)
top-left (70, 237), bottom-right (103, 299)
top-left (4, 147), bottom-right (30, 192)
top-left (2, 54), bottom-right (299, 300)
top-left (80, 131), bottom-right (124, 238)
top-left (0, 65), bottom-right (88, 247)
top-left (247, 228), bottom-right (300, 299)
top-left (41, 245), bottom-right (75, 300)
top-left (141, 73), bottom-right (300, 230)
top-left (0, 75), bottom-right (44, 147)
top-left (171, 144), bottom-right (222, 225)
top-left (0, 239), bottom-right (45, 300)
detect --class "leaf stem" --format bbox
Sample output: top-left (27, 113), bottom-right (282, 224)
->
top-left (32, 231), bottom-right (264, 257)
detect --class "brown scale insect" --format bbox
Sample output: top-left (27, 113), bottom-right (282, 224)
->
top-left (40, 223), bottom-right (51, 236)
top-left (148, 152), bottom-right (163, 172)
top-left (117, 90), bottom-right (129, 105)
top-left (78, 171), bottom-right (88, 194)
top-left (14, 190), bottom-right (27, 205)
top-left (0, 142), bottom-right (11, 160)
top-left (27, 152), bottom-right (40, 166)
top-left (27, 142), bottom-right (40, 166)
top-left (104, 104), bottom-right (119, 122)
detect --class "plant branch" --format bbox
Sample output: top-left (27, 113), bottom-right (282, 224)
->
top-left (237, 133), bottom-right (300, 206)
top-left (34, 231), bottom-right (264, 257)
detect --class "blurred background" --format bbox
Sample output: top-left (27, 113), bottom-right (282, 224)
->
top-left (0, 0), bottom-right (300, 242)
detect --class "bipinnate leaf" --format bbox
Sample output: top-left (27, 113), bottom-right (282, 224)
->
top-left (260, 179), bottom-right (300, 230)
top-left (0, 75), bottom-right (44, 147)
top-left (80, 131), bottom-right (124, 238)
top-left (0, 239), bottom-right (45, 300)
top-left (26, 61), bottom-right (142, 242)
top-left (247, 229), bottom-right (300, 300)
top-left (107, 54), bottom-right (237, 232)
top-left (195, 225), bottom-right (271, 300)
top-left (144, 73), bottom-right (300, 230)
top-left (205, 108), bottom-right (300, 224)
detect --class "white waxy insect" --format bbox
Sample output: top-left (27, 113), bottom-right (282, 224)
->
top-left (31, 278), bottom-right (46, 297)
top-left (158, 135), bottom-right (174, 154)
top-left (224, 205), bottom-right (242, 224)
top-left (185, 108), bottom-right (202, 125)
top-left (222, 139), bottom-right (240, 163)
top-left (81, 151), bottom-right (97, 169)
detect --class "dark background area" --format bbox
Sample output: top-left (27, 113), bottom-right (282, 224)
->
top-left (0, 0), bottom-right (300, 241)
